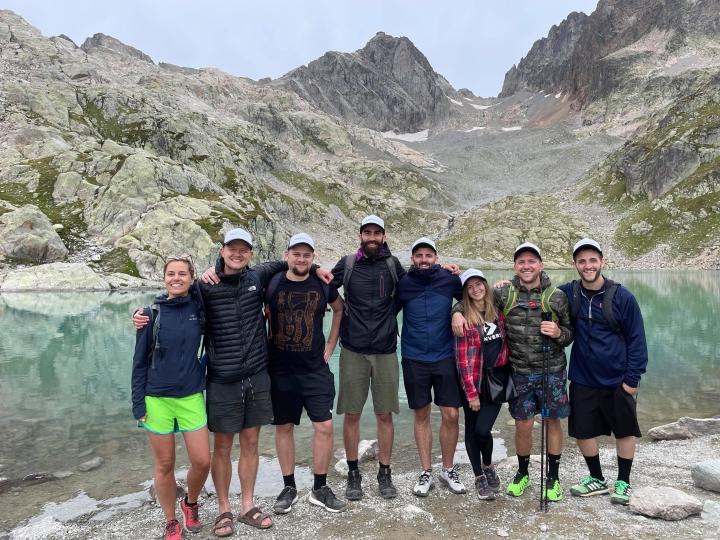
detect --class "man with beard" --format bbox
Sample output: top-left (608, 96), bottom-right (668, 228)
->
top-left (397, 238), bottom-right (465, 497)
top-left (266, 233), bottom-right (347, 514)
top-left (561, 239), bottom-right (648, 506)
top-left (330, 215), bottom-right (406, 500)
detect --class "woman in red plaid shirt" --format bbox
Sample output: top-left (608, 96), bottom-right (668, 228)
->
top-left (454, 269), bottom-right (510, 501)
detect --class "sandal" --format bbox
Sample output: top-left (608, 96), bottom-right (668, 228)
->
top-left (238, 506), bottom-right (273, 529)
top-left (213, 512), bottom-right (234, 537)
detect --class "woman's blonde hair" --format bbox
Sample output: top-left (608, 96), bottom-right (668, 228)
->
top-left (462, 277), bottom-right (497, 326)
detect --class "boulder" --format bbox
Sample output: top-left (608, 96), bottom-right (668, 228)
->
top-left (692, 459), bottom-right (720, 493)
top-left (702, 500), bottom-right (720, 522)
top-left (77, 457), bottom-right (104, 473)
top-left (1, 263), bottom-right (110, 291)
top-left (0, 205), bottom-right (68, 262)
top-left (629, 487), bottom-right (703, 521)
top-left (52, 171), bottom-right (98, 203)
top-left (647, 417), bottom-right (720, 440)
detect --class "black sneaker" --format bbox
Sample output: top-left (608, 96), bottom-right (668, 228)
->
top-left (377, 467), bottom-right (397, 499)
top-left (309, 485), bottom-right (348, 513)
top-left (475, 474), bottom-right (496, 501)
top-left (484, 466), bottom-right (501, 493)
top-left (273, 486), bottom-right (298, 514)
top-left (345, 469), bottom-right (363, 501)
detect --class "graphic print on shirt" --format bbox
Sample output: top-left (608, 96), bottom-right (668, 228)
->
top-left (274, 289), bottom-right (321, 352)
top-left (483, 321), bottom-right (502, 343)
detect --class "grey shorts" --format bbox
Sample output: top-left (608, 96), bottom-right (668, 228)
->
top-left (206, 371), bottom-right (273, 433)
top-left (336, 348), bottom-right (399, 415)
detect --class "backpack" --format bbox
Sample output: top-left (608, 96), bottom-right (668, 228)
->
top-left (569, 279), bottom-right (621, 334)
top-left (502, 283), bottom-right (559, 321)
top-left (341, 254), bottom-right (399, 315)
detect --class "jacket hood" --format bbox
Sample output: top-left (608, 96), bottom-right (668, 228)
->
top-left (152, 293), bottom-right (194, 306)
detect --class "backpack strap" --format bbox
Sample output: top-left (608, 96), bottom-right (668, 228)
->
top-left (540, 285), bottom-right (559, 322)
top-left (385, 256), bottom-right (399, 298)
top-left (502, 285), bottom-right (518, 317)
top-left (570, 280), bottom-right (582, 324)
top-left (149, 303), bottom-right (160, 366)
top-left (602, 279), bottom-right (622, 334)
top-left (342, 255), bottom-right (355, 315)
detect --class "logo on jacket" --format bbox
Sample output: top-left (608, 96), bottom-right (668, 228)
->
top-left (248, 285), bottom-right (257, 291)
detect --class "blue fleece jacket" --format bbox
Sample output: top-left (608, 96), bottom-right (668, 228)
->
top-left (559, 278), bottom-right (648, 389)
top-left (131, 294), bottom-right (205, 419)
top-left (398, 265), bottom-right (463, 363)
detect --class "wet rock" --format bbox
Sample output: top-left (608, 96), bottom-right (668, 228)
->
top-left (648, 417), bottom-right (720, 440)
top-left (78, 447), bottom-right (96, 458)
top-left (629, 486), bottom-right (702, 521)
top-left (333, 439), bottom-right (378, 463)
top-left (0, 205), bottom-right (68, 262)
top-left (53, 470), bottom-right (74, 479)
top-left (78, 456), bottom-right (104, 472)
top-left (691, 459), bottom-right (720, 493)
top-left (1, 262), bottom-right (111, 291)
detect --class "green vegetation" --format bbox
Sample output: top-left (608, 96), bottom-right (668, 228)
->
top-left (71, 95), bottom-right (153, 147)
top-left (272, 169), bottom-right (353, 215)
top-left (93, 248), bottom-right (140, 276)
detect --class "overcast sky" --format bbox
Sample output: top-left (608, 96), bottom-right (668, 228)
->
top-left (2, 1), bottom-right (598, 97)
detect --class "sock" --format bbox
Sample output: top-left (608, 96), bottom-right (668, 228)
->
top-left (184, 495), bottom-right (197, 506)
top-left (283, 473), bottom-right (296, 488)
top-left (547, 453), bottom-right (561, 480)
top-left (584, 454), bottom-right (604, 481)
top-left (617, 456), bottom-right (633, 484)
top-left (379, 462), bottom-right (390, 471)
top-left (313, 473), bottom-right (327, 491)
top-left (347, 459), bottom-right (359, 472)
top-left (517, 454), bottom-right (530, 475)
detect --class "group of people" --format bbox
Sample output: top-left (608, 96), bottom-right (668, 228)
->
top-left (131, 215), bottom-right (649, 539)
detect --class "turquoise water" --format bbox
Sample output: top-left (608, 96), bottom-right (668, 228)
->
top-left (0, 270), bottom-right (718, 529)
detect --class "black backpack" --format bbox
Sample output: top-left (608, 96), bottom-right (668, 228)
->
top-left (569, 279), bottom-right (621, 334)
top-left (341, 254), bottom-right (399, 315)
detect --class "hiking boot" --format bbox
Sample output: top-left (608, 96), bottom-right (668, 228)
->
top-left (345, 469), bottom-right (363, 501)
top-left (179, 498), bottom-right (202, 532)
top-left (506, 470), bottom-right (530, 497)
top-left (475, 474), bottom-right (496, 501)
top-left (570, 475), bottom-right (609, 497)
top-left (377, 467), bottom-right (397, 499)
top-left (412, 470), bottom-right (434, 497)
top-left (164, 519), bottom-right (182, 540)
top-left (309, 485), bottom-right (348, 513)
top-left (483, 466), bottom-right (501, 493)
top-left (611, 480), bottom-right (632, 505)
top-left (273, 486), bottom-right (298, 514)
top-left (544, 477), bottom-right (563, 502)
top-left (439, 466), bottom-right (466, 494)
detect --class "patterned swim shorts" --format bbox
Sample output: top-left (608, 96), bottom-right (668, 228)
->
top-left (508, 369), bottom-right (570, 420)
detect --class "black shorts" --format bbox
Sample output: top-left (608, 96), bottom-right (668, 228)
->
top-left (271, 368), bottom-right (335, 425)
top-left (568, 381), bottom-right (642, 439)
top-left (206, 371), bottom-right (273, 433)
top-left (402, 356), bottom-right (462, 409)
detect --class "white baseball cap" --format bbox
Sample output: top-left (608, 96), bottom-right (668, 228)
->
top-left (573, 238), bottom-right (603, 257)
top-left (287, 232), bottom-right (315, 251)
top-left (460, 268), bottom-right (486, 287)
top-left (411, 237), bottom-right (437, 253)
top-left (360, 214), bottom-right (385, 231)
top-left (514, 241), bottom-right (542, 261)
top-left (223, 228), bottom-right (253, 248)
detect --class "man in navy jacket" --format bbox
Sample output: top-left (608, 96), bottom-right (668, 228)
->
top-left (560, 238), bottom-right (648, 506)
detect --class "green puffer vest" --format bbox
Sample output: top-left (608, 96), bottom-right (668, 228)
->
top-left (494, 272), bottom-right (573, 374)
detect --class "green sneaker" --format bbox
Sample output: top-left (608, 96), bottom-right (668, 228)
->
top-left (611, 480), bottom-right (632, 505)
top-left (543, 478), bottom-right (563, 501)
top-left (506, 471), bottom-right (530, 497)
top-left (570, 475), bottom-right (609, 497)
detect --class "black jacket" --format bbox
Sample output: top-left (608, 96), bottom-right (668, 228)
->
top-left (331, 246), bottom-right (406, 354)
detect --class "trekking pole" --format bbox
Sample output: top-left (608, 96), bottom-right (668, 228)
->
top-left (540, 311), bottom-right (553, 513)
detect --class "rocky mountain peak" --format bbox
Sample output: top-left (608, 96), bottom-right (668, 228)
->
top-left (81, 33), bottom-right (154, 63)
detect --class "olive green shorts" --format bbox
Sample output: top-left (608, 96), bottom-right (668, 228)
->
top-left (336, 348), bottom-right (399, 415)
top-left (138, 393), bottom-right (207, 435)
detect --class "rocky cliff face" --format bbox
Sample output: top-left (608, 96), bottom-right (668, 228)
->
top-left (275, 32), bottom-right (460, 132)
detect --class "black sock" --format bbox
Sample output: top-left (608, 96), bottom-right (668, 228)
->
top-left (313, 473), bottom-right (327, 491)
top-left (283, 473), bottom-right (296, 488)
top-left (547, 453), bottom-right (561, 480)
top-left (517, 455), bottom-right (530, 475)
top-left (379, 462), bottom-right (390, 471)
top-left (584, 454), bottom-right (604, 481)
top-left (184, 495), bottom-right (197, 506)
top-left (347, 460), bottom-right (359, 472)
top-left (617, 456), bottom-right (633, 484)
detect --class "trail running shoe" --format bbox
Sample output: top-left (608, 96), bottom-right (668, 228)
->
top-left (377, 467), bottom-right (398, 499)
top-left (179, 497), bottom-right (202, 532)
top-left (570, 475), bottom-right (609, 497)
top-left (273, 486), bottom-right (298, 514)
top-left (345, 469), bottom-right (363, 501)
top-left (544, 477), bottom-right (563, 501)
top-left (164, 519), bottom-right (182, 540)
top-left (611, 480), bottom-right (632, 505)
top-left (309, 485), bottom-right (348, 512)
top-left (475, 474), bottom-right (496, 501)
top-left (506, 471), bottom-right (530, 497)
top-left (484, 466), bottom-right (501, 493)
top-left (439, 466), bottom-right (466, 494)
top-left (413, 470), bottom-right (434, 497)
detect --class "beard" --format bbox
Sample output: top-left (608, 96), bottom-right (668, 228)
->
top-left (579, 268), bottom-right (602, 284)
top-left (290, 265), bottom-right (310, 277)
top-left (361, 240), bottom-right (381, 257)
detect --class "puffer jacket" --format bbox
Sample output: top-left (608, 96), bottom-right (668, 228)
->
top-left (199, 259), bottom-right (287, 383)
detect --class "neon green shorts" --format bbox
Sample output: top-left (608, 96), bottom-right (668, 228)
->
top-left (138, 393), bottom-right (207, 435)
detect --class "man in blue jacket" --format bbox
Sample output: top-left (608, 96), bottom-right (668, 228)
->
top-left (397, 237), bottom-right (465, 497)
top-left (560, 238), bottom-right (648, 506)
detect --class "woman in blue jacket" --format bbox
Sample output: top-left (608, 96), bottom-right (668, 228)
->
top-left (132, 256), bottom-right (209, 540)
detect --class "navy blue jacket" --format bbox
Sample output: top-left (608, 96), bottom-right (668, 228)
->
top-left (559, 277), bottom-right (648, 389)
top-left (131, 294), bottom-right (205, 419)
top-left (398, 265), bottom-right (463, 363)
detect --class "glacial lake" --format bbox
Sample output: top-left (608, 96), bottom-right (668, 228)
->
top-left (0, 270), bottom-right (718, 530)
